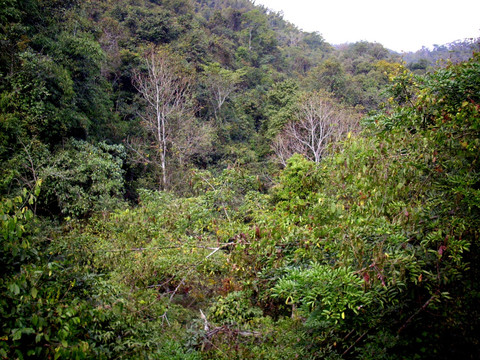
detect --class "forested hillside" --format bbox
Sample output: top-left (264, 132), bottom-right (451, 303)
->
top-left (1, 0), bottom-right (479, 359)
top-left (403, 37), bottom-right (480, 73)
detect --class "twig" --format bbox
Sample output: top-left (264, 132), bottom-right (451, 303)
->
top-left (205, 325), bottom-right (262, 339)
top-left (343, 329), bottom-right (355, 341)
top-left (147, 274), bottom-right (177, 289)
top-left (160, 311), bottom-right (170, 326)
top-left (200, 309), bottom-right (209, 331)
top-left (169, 277), bottom-right (187, 301)
top-left (99, 246), bottom-right (181, 253)
top-left (397, 293), bottom-right (438, 334)
top-left (342, 330), bottom-right (369, 356)
top-left (97, 242), bottom-right (235, 254)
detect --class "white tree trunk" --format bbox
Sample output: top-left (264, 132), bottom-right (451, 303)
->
top-left (133, 48), bottom-right (191, 190)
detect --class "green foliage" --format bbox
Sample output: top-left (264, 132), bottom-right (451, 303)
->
top-left (2, 0), bottom-right (480, 358)
top-left (40, 139), bottom-right (125, 217)
top-left (263, 80), bottom-right (300, 139)
top-left (1, 186), bottom-right (203, 359)
top-left (273, 264), bottom-right (374, 322)
top-left (306, 58), bottom-right (347, 96)
top-left (208, 291), bottom-right (263, 326)
top-left (194, 166), bottom-right (263, 219)
top-left (304, 42), bottom-right (400, 110)
top-left (0, 49), bottom-right (75, 154)
top-left (0, 0), bottom-right (117, 168)
top-left (403, 38), bottom-right (479, 72)
top-left (200, 61), bottom-right (246, 122)
top-left (270, 154), bottom-right (322, 203)
top-left (0, 183), bottom-right (40, 276)
top-left (133, 6), bottom-right (179, 44)
top-left (0, 186), bottom-right (96, 359)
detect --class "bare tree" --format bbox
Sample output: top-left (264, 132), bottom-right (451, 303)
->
top-left (132, 48), bottom-right (192, 190)
top-left (272, 92), bottom-right (360, 166)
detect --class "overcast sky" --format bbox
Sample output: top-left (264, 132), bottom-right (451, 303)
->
top-left (254, 0), bottom-right (480, 52)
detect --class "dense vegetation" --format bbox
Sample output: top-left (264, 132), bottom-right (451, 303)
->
top-left (1, 0), bottom-right (479, 358)
top-left (403, 38), bottom-right (480, 73)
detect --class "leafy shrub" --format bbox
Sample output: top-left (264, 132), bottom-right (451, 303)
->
top-left (270, 153), bottom-right (322, 205)
top-left (272, 264), bottom-right (374, 322)
top-left (40, 139), bottom-right (125, 217)
top-left (0, 186), bottom-right (97, 359)
top-left (208, 291), bottom-right (263, 326)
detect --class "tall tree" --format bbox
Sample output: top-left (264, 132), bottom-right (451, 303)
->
top-left (132, 48), bottom-right (192, 190)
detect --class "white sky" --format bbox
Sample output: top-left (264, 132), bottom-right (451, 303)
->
top-left (254, 0), bottom-right (480, 52)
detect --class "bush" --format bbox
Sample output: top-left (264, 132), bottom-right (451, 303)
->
top-left (40, 139), bottom-right (126, 217)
